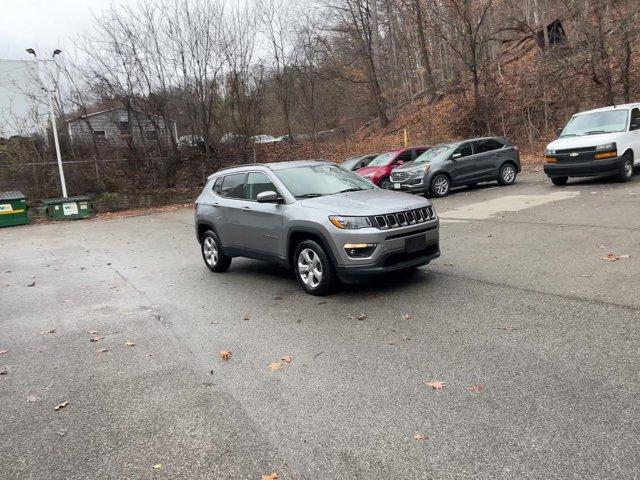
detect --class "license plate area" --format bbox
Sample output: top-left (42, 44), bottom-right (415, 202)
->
top-left (393, 183), bottom-right (402, 189)
top-left (405, 234), bottom-right (427, 253)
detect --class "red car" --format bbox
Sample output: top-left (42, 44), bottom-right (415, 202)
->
top-left (356, 146), bottom-right (430, 189)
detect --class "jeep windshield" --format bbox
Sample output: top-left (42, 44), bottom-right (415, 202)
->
top-left (274, 164), bottom-right (374, 199)
top-left (560, 110), bottom-right (629, 137)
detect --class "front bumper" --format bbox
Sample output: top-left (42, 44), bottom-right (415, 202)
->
top-left (331, 222), bottom-right (440, 283)
top-left (390, 175), bottom-right (428, 194)
top-left (544, 155), bottom-right (625, 178)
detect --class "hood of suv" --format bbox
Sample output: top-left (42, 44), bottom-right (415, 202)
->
top-left (356, 165), bottom-right (387, 177)
top-left (547, 132), bottom-right (620, 151)
top-left (300, 189), bottom-right (428, 216)
top-left (392, 161), bottom-right (424, 173)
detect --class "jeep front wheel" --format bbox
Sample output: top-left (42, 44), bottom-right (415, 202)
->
top-left (294, 240), bottom-right (335, 295)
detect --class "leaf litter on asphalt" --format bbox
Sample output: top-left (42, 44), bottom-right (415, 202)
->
top-left (268, 362), bottom-right (283, 372)
top-left (601, 253), bottom-right (630, 262)
top-left (219, 350), bottom-right (232, 361)
top-left (413, 432), bottom-right (427, 441)
top-left (124, 341), bottom-right (136, 347)
top-left (262, 473), bottom-right (278, 480)
top-left (469, 384), bottom-right (484, 393)
top-left (426, 381), bottom-right (445, 390)
top-left (39, 329), bottom-right (55, 336)
top-left (54, 401), bottom-right (69, 411)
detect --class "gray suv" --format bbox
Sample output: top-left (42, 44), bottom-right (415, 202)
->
top-left (390, 137), bottom-right (521, 197)
top-left (195, 160), bottom-right (440, 295)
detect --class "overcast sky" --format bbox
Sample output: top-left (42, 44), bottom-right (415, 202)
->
top-left (0, 0), bottom-right (123, 60)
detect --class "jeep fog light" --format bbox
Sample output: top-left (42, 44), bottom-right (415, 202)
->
top-left (344, 243), bottom-right (376, 257)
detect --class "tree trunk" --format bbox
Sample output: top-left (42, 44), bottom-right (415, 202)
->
top-left (413, 0), bottom-right (436, 98)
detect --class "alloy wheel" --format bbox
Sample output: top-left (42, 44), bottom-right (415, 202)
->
top-left (203, 236), bottom-right (218, 267)
top-left (297, 248), bottom-right (323, 288)
top-left (434, 176), bottom-right (449, 196)
top-left (502, 165), bottom-right (516, 183)
top-left (624, 158), bottom-right (633, 179)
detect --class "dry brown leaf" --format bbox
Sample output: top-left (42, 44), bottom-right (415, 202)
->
top-left (88, 330), bottom-right (98, 335)
top-left (27, 281), bottom-right (36, 287)
top-left (152, 464), bottom-right (163, 470)
top-left (601, 253), bottom-right (629, 262)
top-left (469, 384), bottom-right (484, 393)
top-left (97, 347), bottom-right (109, 354)
top-left (124, 341), bottom-right (136, 347)
top-left (402, 313), bottom-right (411, 320)
top-left (0, 367), bottom-right (7, 375)
top-left (39, 329), bottom-right (55, 335)
top-left (54, 401), bottom-right (69, 411)
top-left (268, 362), bottom-right (283, 372)
top-left (281, 355), bottom-right (293, 364)
top-left (413, 432), bottom-right (427, 441)
top-left (90, 336), bottom-right (104, 343)
top-left (262, 473), bottom-right (279, 480)
top-left (219, 350), bottom-right (232, 360)
top-left (0, 350), bottom-right (7, 355)
top-left (426, 381), bottom-right (445, 390)
top-left (243, 313), bottom-right (251, 321)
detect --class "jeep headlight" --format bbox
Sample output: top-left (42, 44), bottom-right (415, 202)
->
top-left (596, 142), bottom-right (616, 152)
top-left (328, 215), bottom-right (372, 229)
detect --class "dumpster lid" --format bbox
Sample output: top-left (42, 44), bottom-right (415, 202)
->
top-left (0, 191), bottom-right (26, 201)
top-left (42, 195), bottom-right (91, 205)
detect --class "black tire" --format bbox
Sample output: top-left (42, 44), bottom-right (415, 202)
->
top-left (201, 230), bottom-right (231, 272)
top-left (551, 176), bottom-right (568, 186)
top-left (293, 239), bottom-right (336, 295)
top-left (379, 177), bottom-right (392, 189)
top-left (430, 174), bottom-right (450, 197)
top-left (617, 153), bottom-right (634, 183)
top-left (497, 162), bottom-right (517, 186)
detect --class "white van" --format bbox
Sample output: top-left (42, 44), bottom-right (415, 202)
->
top-left (544, 103), bottom-right (639, 185)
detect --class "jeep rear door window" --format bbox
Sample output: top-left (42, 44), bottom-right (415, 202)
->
top-left (274, 164), bottom-right (373, 198)
top-left (560, 110), bottom-right (629, 137)
top-left (245, 172), bottom-right (278, 200)
top-left (220, 173), bottom-right (246, 198)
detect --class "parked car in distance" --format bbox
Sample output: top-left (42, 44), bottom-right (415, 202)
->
top-left (341, 154), bottom-right (378, 171)
top-left (195, 160), bottom-right (440, 295)
top-left (544, 104), bottom-right (639, 185)
top-left (390, 137), bottom-right (520, 197)
top-left (252, 135), bottom-right (277, 144)
top-left (356, 146), bottom-right (430, 189)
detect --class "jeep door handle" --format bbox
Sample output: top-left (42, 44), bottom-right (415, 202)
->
top-left (212, 202), bottom-right (220, 207)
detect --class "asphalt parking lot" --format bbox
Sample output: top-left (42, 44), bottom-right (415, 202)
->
top-left (1, 171), bottom-right (639, 480)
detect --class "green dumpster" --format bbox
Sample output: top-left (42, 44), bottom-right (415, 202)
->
top-left (42, 196), bottom-right (93, 221)
top-left (0, 191), bottom-right (29, 227)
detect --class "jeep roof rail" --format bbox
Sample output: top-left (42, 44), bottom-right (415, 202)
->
top-left (217, 163), bottom-right (268, 172)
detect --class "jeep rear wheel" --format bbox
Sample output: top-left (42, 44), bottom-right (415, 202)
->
top-left (201, 230), bottom-right (231, 272)
top-left (294, 240), bottom-right (335, 295)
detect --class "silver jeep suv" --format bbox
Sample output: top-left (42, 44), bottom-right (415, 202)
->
top-left (195, 160), bottom-right (440, 295)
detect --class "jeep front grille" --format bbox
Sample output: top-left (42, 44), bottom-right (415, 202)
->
top-left (373, 207), bottom-right (435, 229)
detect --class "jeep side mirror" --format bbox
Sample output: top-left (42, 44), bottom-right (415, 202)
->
top-left (556, 127), bottom-right (563, 137)
top-left (256, 191), bottom-right (280, 203)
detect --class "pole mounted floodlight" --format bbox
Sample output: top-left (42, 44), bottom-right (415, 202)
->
top-left (27, 47), bottom-right (68, 197)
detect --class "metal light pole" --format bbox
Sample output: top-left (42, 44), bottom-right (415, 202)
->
top-left (27, 48), bottom-right (67, 198)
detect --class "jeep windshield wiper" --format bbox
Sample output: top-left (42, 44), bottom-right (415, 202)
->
top-left (333, 188), bottom-right (364, 194)
top-left (297, 193), bottom-right (324, 198)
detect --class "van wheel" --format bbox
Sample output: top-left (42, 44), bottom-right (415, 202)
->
top-left (201, 230), bottom-right (231, 272)
top-left (551, 177), bottom-right (568, 186)
top-left (430, 174), bottom-right (450, 197)
top-left (497, 163), bottom-right (517, 186)
top-left (617, 153), bottom-right (634, 182)
top-left (294, 240), bottom-right (335, 295)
